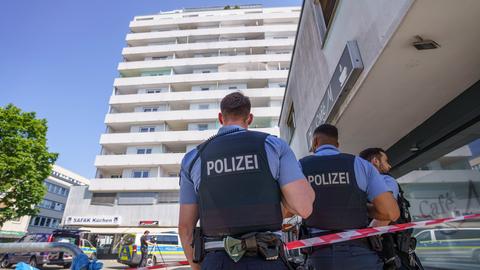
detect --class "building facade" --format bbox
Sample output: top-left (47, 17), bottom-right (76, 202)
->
top-left (279, 0), bottom-right (480, 269)
top-left (62, 4), bottom-right (300, 255)
top-left (0, 165), bottom-right (89, 242)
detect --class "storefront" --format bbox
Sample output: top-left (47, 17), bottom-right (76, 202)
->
top-left (279, 1), bottom-right (480, 269)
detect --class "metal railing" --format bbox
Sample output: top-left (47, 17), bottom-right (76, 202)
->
top-left (0, 242), bottom-right (83, 257)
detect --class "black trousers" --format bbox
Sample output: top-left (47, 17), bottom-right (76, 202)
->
top-left (307, 243), bottom-right (383, 270)
top-left (201, 251), bottom-right (288, 270)
top-left (138, 247), bottom-right (148, 267)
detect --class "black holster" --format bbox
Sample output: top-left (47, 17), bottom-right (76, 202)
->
top-left (367, 235), bottom-right (383, 252)
top-left (192, 227), bottom-right (205, 263)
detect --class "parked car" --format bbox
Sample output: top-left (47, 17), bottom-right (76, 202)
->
top-left (415, 228), bottom-right (480, 264)
top-left (117, 232), bottom-right (185, 267)
top-left (0, 233), bottom-right (61, 269)
top-left (0, 230), bottom-right (96, 269)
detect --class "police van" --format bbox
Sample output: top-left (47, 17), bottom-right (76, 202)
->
top-left (117, 232), bottom-right (185, 267)
top-left (415, 228), bottom-right (480, 263)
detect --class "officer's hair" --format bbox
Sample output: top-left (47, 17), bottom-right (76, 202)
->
top-left (144, 230), bottom-right (150, 234)
top-left (313, 124), bottom-right (338, 140)
top-left (359, 148), bottom-right (386, 162)
top-left (220, 92), bottom-right (251, 120)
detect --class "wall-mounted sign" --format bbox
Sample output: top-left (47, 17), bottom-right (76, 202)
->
top-left (65, 216), bottom-right (121, 226)
top-left (306, 40), bottom-right (364, 151)
top-left (139, 220), bottom-right (159, 226)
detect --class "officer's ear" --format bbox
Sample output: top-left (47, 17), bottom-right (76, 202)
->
top-left (246, 113), bottom-right (253, 125)
top-left (218, 112), bottom-right (225, 125)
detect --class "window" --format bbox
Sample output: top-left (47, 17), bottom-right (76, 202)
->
top-left (155, 235), bottom-right (178, 245)
top-left (54, 202), bottom-right (64, 211)
top-left (137, 148), bottom-right (152, 154)
top-left (111, 175), bottom-right (120, 178)
top-left (143, 107), bottom-right (158, 112)
top-left (312, 0), bottom-right (339, 45)
top-left (286, 104), bottom-right (296, 143)
top-left (152, 56), bottom-right (168, 60)
top-left (158, 191), bottom-right (180, 203)
top-left (202, 70), bottom-right (211, 73)
top-left (91, 193), bottom-right (116, 205)
top-left (228, 86), bottom-right (238, 90)
top-left (201, 87), bottom-right (210, 91)
top-left (198, 104), bottom-right (209, 110)
top-left (198, 124), bottom-right (209, 131)
top-left (133, 170), bottom-right (150, 178)
top-left (279, 83), bottom-right (287, 88)
top-left (168, 172), bottom-right (179, 177)
top-left (140, 126), bottom-right (156, 133)
top-left (146, 89), bottom-right (162, 94)
top-left (45, 218), bottom-right (51, 227)
top-left (39, 217), bottom-right (46, 227)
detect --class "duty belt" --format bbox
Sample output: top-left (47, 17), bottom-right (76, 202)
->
top-left (204, 232), bottom-right (283, 262)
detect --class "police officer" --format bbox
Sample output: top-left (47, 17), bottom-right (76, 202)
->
top-left (178, 92), bottom-right (315, 270)
top-left (359, 148), bottom-right (424, 270)
top-left (300, 124), bottom-right (400, 270)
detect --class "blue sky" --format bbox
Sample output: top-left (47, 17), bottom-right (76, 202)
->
top-left (0, 0), bottom-right (301, 178)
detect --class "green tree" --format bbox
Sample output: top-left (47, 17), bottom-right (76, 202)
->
top-left (0, 104), bottom-right (58, 226)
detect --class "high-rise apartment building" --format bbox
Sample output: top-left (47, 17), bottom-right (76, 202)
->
top-left (63, 5), bottom-right (300, 242)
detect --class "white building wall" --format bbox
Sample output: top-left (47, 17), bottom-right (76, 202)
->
top-left (69, 5), bottom-right (300, 230)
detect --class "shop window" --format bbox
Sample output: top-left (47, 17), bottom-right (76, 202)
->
top-left (398, 137), bottom-right (480, 269)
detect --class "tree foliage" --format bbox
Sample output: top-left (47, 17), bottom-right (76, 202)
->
top-left (0, 104), bottom-right (58, 226)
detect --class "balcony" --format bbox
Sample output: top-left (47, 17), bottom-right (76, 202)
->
top-left (129, 11), bottom-right (300, 33)
top-left (89, 177), bottom-right (179, 192)
top-left (122, 39), bottom-right (295, 61)
top-left (99, 127), bottom-right (280, 146)
top-left (118, 54), bottom-right (292, 76)
top-left (104, 107), bottom-right (281, 125)
top-left (126, 25), bottom-right (297, 46)
top-left (94, 153), bottom-right (184, 168)
top-left (109, 88), bottom-right (285, 106)
top-left (114, 70), bottom-right (289, 89)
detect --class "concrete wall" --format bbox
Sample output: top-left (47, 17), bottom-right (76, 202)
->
top-left (280, 0), bottom-right (413, 157)
top-left (63, 186), bottom-right (179, 228)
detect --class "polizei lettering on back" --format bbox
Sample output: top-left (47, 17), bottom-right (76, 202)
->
top-left (307, 172), bottom-right (350, 186)
top-left (206, 154), bottom-right (259, 176)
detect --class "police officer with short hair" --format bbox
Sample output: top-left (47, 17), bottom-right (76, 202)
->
top-left (178, 92), bottom-right (315, 270)
top-left (300, 124), bottom-right (400, 270)
top-left (359, 148), bottom-right (424, 270)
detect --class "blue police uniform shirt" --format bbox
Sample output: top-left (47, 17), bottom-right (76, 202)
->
top-left (179, 125), bottom-right (306, 204)
top-left (307, 144), bottom-right (391, 202)
top-left (382, 174), bottom-right (399, 200)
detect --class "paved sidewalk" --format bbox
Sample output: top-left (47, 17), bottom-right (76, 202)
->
top-left (0, 260), bottom-right (191, 270)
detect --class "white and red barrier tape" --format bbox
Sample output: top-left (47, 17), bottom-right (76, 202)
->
top-left (130, 213), bottom-right (480, 268)
top-left (128, 260), bottom-right (189, 270)
top-left (285, 213), bottom-right (480, 250)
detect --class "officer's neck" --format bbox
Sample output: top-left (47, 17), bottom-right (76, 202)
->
top-left (222, 121), bottom-right (249, 129)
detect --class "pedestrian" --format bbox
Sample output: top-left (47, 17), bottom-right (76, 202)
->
top-left (138, 230), bottom-right (154, 267)
top-left (178, 92), bottom-right (315, 270)
top-left (359, 148), bottom-right (424, 270)
top-left (300, 124), bottom-right (399, 270)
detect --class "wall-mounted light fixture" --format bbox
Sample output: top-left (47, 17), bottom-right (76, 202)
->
top-left (413, 35), bottom-right (440, 50)
top-left (410, 144), bottom-right (420, 152)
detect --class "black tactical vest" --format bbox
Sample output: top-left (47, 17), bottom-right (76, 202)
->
top-left (300, 153), bottom-right (369, 230)
top-left (198, 130), bottom-right (283, 237)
